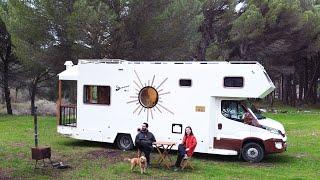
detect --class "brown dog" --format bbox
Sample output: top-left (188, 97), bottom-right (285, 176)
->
top-left (125, 156), bottom-right (147, 174)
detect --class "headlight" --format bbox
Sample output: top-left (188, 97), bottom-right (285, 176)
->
top-left (275, 142), bottom-right (283, 149)
top-left (262, 125), bottom-right (281, 135)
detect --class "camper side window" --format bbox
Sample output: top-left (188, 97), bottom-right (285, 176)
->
top-left (224, 77), bottom-right (244, 87)
top-left (83, 85), bottom-right (110, 105)
top-left (221, 100), bottom-right (245, 122)
top-left (179, 79), bottom-right (192, 87)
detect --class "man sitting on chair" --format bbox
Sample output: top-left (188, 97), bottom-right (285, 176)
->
top-left (135, 122), bottom-right (156, 168)
top-left (174, 126), bottom-right (197, 171)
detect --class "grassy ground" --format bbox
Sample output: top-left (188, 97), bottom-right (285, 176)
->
top-left (0, 111), bottom-right (319, 179)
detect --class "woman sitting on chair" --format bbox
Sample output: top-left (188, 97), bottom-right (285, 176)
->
top-left (174, 126), bottom-right (197, 171)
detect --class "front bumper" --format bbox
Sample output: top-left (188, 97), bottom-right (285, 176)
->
top-left (264, 139), bottom-right (287, 154)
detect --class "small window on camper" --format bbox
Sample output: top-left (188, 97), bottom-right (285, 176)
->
top-left (224, 77), bottom-right (244, 88)
top-left (179, 79), bottom-right (192, 87)
top-left (83, 85), bottom-right (110, 105)
top-left (221, 100), bottom-right (246, 122)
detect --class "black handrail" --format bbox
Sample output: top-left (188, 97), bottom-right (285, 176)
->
top-left (60, 105), bottom-right (77, 127)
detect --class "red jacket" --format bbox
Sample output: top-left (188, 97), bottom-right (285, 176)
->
top-left (182, 135), bottom-right (197, 157)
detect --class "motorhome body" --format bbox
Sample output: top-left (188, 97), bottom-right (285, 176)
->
top-left (57, 59), bottom-right (287, 162)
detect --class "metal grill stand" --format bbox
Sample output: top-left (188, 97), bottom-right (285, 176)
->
top-left (31, 107), bottom-right (53, 169)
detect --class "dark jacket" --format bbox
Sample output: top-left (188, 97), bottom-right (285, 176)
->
top-left (135, 130), bottom-right (156, 148)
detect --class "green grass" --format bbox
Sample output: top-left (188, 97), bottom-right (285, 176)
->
top-left (0, 111), bottom-right (320, 179)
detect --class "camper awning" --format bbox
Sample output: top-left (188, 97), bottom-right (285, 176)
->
top-left (58, 65), bottom-right (78, 80)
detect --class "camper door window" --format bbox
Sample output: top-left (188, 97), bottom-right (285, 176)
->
top-left (221, 100), bottom-right (246, 122)
top-left (83, 85), bottom-right (110, 105)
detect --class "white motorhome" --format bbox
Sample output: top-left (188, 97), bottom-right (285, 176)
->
top-left (57, 59), bottom-right (287, 162)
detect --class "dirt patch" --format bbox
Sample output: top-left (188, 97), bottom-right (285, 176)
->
top-left (10, 142), bottom-right (25, 148)
top-left (85, 149), bottom-right (123, 160)
top-left (292, 153), bottom-right (310, 158)
top-left (240, 162), bottom-right (274, 168)
top-left (311, 131), bottom-right (320, 136)
top-left (17, 152), bottom-right (25, 158)
top-left (0, 168), bottom-right (13, 180)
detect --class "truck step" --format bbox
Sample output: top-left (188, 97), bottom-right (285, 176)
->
top-left (211, 149), bottom-right (238, 155)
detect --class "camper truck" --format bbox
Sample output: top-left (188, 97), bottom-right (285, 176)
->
top-left (57, 59), bottom-right (287, 163)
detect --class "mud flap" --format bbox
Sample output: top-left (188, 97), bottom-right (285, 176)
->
top-left (238, 148), bottom-right (242, 159)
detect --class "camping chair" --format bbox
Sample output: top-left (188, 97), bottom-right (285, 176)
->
top-left (181, 156), bottom-right (194, 170)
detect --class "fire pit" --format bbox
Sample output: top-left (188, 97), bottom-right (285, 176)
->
top-left (31, 146), bottom-right (52, 168)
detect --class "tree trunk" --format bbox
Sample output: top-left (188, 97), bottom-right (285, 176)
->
top-left (28, 70), bottom-right (50, 115)
top-left (0, 19), bottom-right (13, 114)
top-left (196, 21), bottom-right (211, 61)
top-left (298, 74), bottom-right (303, 104)
top-left (281, 74), bottom-right (285, 103)
top-left (15, 86), bottom-right (19, 103)
top-left (291, 75), bottom-right (296, 106)
top-left (282, 75), bottom-right (293, 105)
top-left (312, 83), bottom-right (317, 104)
top-left (287, 76), bottom-right (292, 105)
top-left (107, 0), bottom-right (121, 22)
top-left (267, 92), bottom-right (274, 107)
top-left (303, 57), bottom-right (309, 103)
top-left (304, 55), bottom-right (320, 104)
top-left (1, 90), bottom-right (4, 104)
top-left (195, 1), bottom-right (230, 61)
top-left (3, 59), bottom-right (13, 115)
top-left (239, 42), bottom-right (249, 60)
top-left (316, 80), bottom-right (319, 104)
top-left (30, 81), bottom-right (37, 116)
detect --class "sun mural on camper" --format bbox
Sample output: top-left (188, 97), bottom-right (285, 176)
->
top-left (127, 70), bottom-right (174, 121)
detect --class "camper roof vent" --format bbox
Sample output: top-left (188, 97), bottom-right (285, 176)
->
top-left (64, 61), bottom-right (74, 70)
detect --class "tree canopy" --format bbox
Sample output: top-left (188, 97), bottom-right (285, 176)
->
top-left (0, 0), bottom-right (319, 112)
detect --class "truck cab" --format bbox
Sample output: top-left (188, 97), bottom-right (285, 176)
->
top-left (215, 98), bottom-right (287, 162)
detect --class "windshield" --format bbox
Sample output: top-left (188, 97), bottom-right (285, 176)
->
top-left (242, 100), bottom-right (266, 120)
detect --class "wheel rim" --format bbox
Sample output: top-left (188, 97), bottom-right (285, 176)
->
top-left (120, 136), bottom-right (131, 149)
top-left (247, 147), bottom-right (259, 159)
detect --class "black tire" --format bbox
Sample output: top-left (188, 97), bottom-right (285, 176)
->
top-left (116, 134), bottom-right (134, 151)
top-left (241, 142), bottom-right (264, 163)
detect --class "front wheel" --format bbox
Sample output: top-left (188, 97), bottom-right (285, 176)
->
top-left (242, 142), bottom-right (264, 163)
top-left (116, 134), bottom-right (134, 151)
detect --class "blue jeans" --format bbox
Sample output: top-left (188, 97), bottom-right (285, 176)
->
top-left (175, 144), bottom-right (186, 167)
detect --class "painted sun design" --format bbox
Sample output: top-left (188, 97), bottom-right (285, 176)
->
top-left (126, 70), bottom-right (174, 121)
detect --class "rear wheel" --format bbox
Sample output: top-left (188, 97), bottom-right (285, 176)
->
top-left (242, 142), bottom-right (264, 163)
top-left (116, 134), bottom-right (134, 151)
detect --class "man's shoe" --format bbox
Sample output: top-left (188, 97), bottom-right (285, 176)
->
top-left (183, 154), bottom-right (188, 160)
top-left (174, 167), bottom-right (179, 172)
top-left (147, 163), bottom-right (152, 168)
